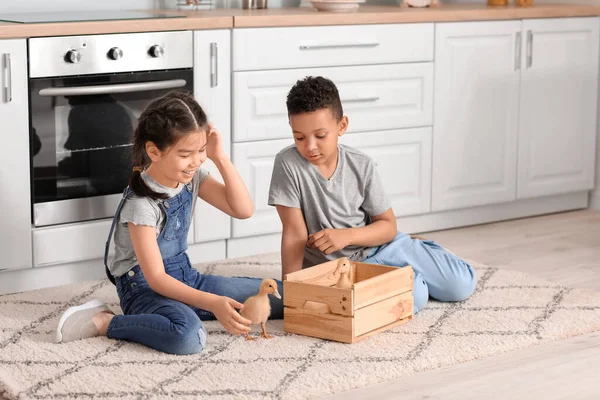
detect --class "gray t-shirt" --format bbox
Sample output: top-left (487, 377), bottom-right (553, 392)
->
top-left (109, 169), bottom-right (209, 277)
top-left (268, 144), bottom-right (390, 268)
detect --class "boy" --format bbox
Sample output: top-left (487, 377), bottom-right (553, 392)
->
top-left (268, 76), bottom-right (476, 314)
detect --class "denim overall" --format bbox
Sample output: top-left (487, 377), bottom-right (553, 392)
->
top-left (103, 184), bottom-right (283, 355)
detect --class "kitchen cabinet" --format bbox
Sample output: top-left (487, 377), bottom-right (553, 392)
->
top-left (3, 17), bottom-right (599, 293)
top-left (193, 30), bottom-right (232, 243)
top-left (432, 17), bottom-right (599, 211)
top-left (0, 39), bottom-right (32, 271)
top-left (229, 24), bottom-right (436, 241)
top-left (432, 20), bottom-right (522, 212)
top-left (517, 17), bottom-right (599, 199)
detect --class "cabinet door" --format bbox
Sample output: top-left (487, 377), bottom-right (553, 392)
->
top-left (341, 128), bottom-right (432, 217)
top-left (0, 39), bottom-right (32, 271)
top-left (231, 139), bottom-right (294, 238)
top-left (517, 17), bottom-right (599, 198)
top-left (432, 21), bottom-right (522, 212)
top-left (233, 63), bottom-right (433, 142)
top-left (193, 30), bottom-right (231, 243)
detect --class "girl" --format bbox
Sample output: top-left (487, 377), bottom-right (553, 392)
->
top-left (55, 91), bottom-right (283, 355)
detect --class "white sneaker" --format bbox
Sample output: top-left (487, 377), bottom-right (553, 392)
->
top-left (55, 299), bottom-right (112, 343)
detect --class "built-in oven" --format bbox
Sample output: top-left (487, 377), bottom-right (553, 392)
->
top-left (28, 31), bottom-right (193, 227)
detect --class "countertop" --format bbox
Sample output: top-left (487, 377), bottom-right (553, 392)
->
top-left (1, 3), bottom-right (600, 38)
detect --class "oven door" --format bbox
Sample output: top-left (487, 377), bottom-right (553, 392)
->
top-left (30, 69), bottom-right (193, 227)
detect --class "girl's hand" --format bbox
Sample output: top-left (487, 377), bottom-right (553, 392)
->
top-left (209, 296), bottom-right (251, 335)
top-left (206, 124), bottom-right (227, 162)
top-left (307, 228), bottom-right (352, 255)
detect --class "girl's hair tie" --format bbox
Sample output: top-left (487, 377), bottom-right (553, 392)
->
top-left (132, 166), bottom-right (143, 173)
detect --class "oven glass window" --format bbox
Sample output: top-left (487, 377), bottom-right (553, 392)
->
top-left (30, 70), bottom-right (193, 204)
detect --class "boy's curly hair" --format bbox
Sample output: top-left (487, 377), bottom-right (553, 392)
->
top-left (286, 76), bottom-right (343, 121)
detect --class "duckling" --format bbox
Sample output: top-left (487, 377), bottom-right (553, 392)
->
top-left (334, 257), bottom-right (353, 289)
top-left (240, 278), bottom-right (282, 340)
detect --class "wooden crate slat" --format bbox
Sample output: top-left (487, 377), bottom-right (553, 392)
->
top-left (353, 266), bottom-right (413, 309)
top-left (353, 315), bottom-right (413, 343)
top-left (284, 259), bottom-right (339, 284)
top-left (284, 307), bottom-right (354, 344)
top-left (284, 280), bottom-right (354, 316)
top-left (354, 291), bottom-right (414, 337)
top-left (354, 262), bottom-right (397, 283)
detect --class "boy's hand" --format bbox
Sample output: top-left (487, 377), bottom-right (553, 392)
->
top-left (307, 228), bottom-right (351, 255)
top-left (206, 124), bottom-right (227, 162)
top-left (209, 296), bottom-right (251, 335)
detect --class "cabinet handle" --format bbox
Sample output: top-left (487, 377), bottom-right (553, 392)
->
top-left (299, 42), bottom-right (380, 50)
top-left (526, 30), bottom-right (533, 68)
top-left (2, 53), bottom-right (11, 103)
top-left (210, 42), bottom-right (218, 88)
top-left (39, 79), bottom-right (186, 96)
top-left (342, 96), bottom-right (380, 103)
top-left (515, 31), bottom-right (522, 71)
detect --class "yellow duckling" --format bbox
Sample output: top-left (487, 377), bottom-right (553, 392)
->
top-left (334, 257), bottom-right (353, 289)
top-left (240, 278), bottom-right (282, 340)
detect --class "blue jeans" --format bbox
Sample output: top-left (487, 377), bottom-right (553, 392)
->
top-left (362, 232), bottom-right (476, 314)
top-left (107, 253), bottom-right (284, 355)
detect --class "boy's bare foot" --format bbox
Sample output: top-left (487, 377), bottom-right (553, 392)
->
top-left (55, 299), bottom-right (114, 343)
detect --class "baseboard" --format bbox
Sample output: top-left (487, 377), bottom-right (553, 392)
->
top-left (590, 192), bottom-right (600, 210)
top-left (401, 191), bottom-right (589, 234)
top-left (225, 192), bottom-right (589, 257)
top-left (186, 240), bottom-right (227, 265)
top-left (0, 240), bottom-right (227, 296)
top-left (227, 233), bottom-right (281, 259)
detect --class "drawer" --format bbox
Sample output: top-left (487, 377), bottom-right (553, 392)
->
top-left (233, 24), bottom-right (434, 71)
top-left (33, 219), bottom-right (195, 267)
top-left (340, 127), bottom-right (432, 217)
top-left (233, 63), bottom-right (433, 142)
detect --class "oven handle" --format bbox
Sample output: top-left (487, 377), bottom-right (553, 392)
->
top-left (38, 79), bottom-right (187, 97)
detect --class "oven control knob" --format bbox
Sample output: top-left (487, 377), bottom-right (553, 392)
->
top-left (108, 47), bottom-right (123, 60)
top-left (64, 49), bottom-right (81, 64)
top-left (149, 45), bottom-right (164, 58)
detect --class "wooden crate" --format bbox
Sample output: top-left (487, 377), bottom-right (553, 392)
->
top-left (283, 259), bottom-right (414, 344)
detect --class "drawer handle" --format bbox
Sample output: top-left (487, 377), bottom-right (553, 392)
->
top-left (526, 30), bottom-right (533, 69)
top-left (2, 53), bottom-right (11, 103)
top-left (299, 42), bottom-right (380, 50)
top-left (210, 42), bottom-right (218, 88)
top-left (514, 31), bottom-right (522, 71)
top-left (38, 79), bottom-right (187, 96)
top-left (343, 96), bottom-right (380, 103)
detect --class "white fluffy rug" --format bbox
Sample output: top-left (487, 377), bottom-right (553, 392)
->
top-left (1, 253), bottom-right (600, 400)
